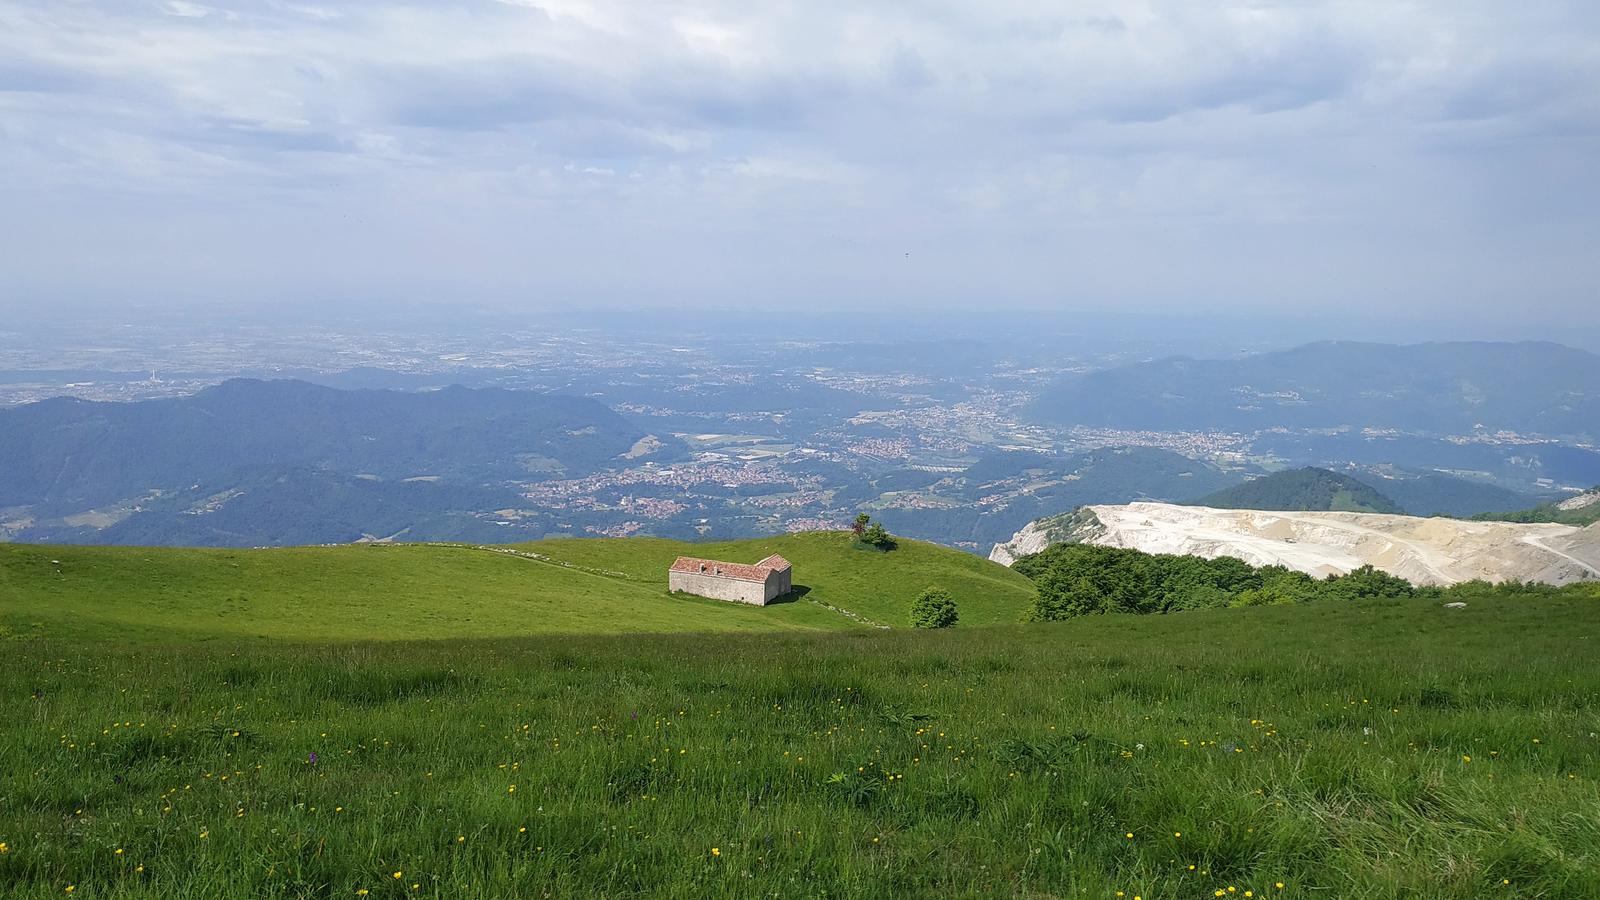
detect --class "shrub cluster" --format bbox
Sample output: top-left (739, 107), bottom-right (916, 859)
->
top-left (909, 587), bottom-right (959, 628)
top-left (851, 513), bottom-right (896, 551)
top-left (1014, 543), bottom-right (1599, 621)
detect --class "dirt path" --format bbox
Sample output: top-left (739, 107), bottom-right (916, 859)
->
top-left (1521, 535), bottom-right (1600, 579)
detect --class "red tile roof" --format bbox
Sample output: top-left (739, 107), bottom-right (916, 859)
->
top-left (670, 555), bottom-right (788, 583)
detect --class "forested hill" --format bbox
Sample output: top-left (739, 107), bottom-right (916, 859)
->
top-left (0, 378), bottom-right (664, 507)
top-left (1026, 341), bottom-right (1600, 437)
top-left (1192, 467), bottom-right (1403, 514)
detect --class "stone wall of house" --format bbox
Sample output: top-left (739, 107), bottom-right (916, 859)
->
top-left (668, 570), bottom-right (769, 605)
top-left (765, 567), bottom-right (792, 601)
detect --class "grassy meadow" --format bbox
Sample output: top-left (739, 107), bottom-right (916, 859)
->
top-left (2, 589), bottom-right (1598, 897)
top-left (0, 532), bottom-right (1036, 641)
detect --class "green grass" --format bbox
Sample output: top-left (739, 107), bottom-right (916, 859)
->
top-left (0, 532), bottom-right (1037, 641)
top-left (2, 595), bottom-right (1598, 897)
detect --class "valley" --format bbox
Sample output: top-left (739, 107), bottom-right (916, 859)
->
top-left (4, 329), bottom-right (1596, 553)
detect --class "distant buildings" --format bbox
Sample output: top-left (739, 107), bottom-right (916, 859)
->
top-left (668, 554), bottom-right (792, 606)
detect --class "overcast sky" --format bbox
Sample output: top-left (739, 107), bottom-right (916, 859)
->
top-left (1, 1), bottom-right (1597, 323)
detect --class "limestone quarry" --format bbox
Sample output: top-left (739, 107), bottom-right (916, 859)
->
top-left (991, 502), bottom-right (1600, 587)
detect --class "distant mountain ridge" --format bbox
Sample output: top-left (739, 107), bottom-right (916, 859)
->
top-left (1192, 467), bottom-right (1403, 514)
top-left (1027, 341), bottom-right (1600, 438)
top-left (0, 379), bottom-right (673, 545)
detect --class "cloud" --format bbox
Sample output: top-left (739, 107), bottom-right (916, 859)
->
top-left (0, 0), bottom-right (1597, 322)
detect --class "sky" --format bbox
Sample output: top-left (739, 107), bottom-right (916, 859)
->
top-left (1, 1), bottom-right (1597, 325)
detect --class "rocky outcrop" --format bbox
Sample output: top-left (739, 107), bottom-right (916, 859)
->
top-left (991, 502), bottom-right (1600, 587)
top-left (1557, 488), bottom-right (1600, 512)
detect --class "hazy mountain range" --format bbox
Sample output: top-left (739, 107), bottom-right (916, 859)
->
top-left (0, 379), bottom-right (670, 546)
top-left (1029, 341), bottom-right (1600, 438)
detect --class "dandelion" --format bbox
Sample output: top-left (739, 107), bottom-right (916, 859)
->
top-left (0, 842), bottom-right (9, 854)
top-left (356, 890), bottom-right (369, 897)
top-left (456, 835), bottom-right (465, 844)
top-left (115, 847), bottom-right (124, 855)
top-left (1125, 832), bottom-right (1134, 839)
top-left (65, 887), bottom-right (75, 894)
top-left (711, 847), bottom-right (721, 857)
top-left (1276, 884), bottom-right (1285, 890)
top-left (393, 871), bottom-right (403, 880)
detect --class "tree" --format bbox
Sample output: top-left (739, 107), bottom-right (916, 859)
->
top-left (861, 522), bottom-right (895, 550)
top-left (1323, 564), bottom-right (1414, 600)
top-left (910, 587), bottom-right (958, 628)
top-left (851, 514), bottom-right (896, 550)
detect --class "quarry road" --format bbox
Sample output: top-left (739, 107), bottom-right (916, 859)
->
top-left (1521, 535), bottom-right (1600, 579)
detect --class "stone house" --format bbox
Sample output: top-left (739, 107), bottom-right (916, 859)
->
top-left (668, 554), bottom-right (793, 606)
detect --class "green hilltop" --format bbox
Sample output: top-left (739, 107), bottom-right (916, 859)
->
top-left (0, 532), bottom-right (1036, 642)
top-left (1192, 466), bottom-right (1404, 514)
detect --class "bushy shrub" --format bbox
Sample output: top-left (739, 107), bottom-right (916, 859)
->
top-left (1322, 564), bottom-right (1414, 599)
top-left (862, 523), bottom-right (894, 548)
top-left (910, 587), bottom-right (958, 628)
top-left (851, 515), bottom-right (897, 551)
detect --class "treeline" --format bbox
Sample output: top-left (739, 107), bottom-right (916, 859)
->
top-left (1013, 543), bottom-right (1600, 621)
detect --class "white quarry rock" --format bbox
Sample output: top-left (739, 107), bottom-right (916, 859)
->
top-left (991, 502), bottom-right (1600, 587)
top-left (1556, 489), bottom-right (1600, 512)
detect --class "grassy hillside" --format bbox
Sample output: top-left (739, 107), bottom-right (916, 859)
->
top-left (1474, 488), bottom-right (1600, 527)
top-left (1193, 466), bottom-right (1403, 514)
top-left (2, 594), bottom-right (1597, 897)
top-left (0, 532), bottom-right (1036, 641)
top-left (520, 531), bottom-right (1034, 628)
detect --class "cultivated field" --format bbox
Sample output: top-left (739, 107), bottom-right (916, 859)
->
top-left (2, 593), bottom-right (1597, 897)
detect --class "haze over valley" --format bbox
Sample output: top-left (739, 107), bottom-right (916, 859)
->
top-left (4, 320), bottom-right (1597, 569)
